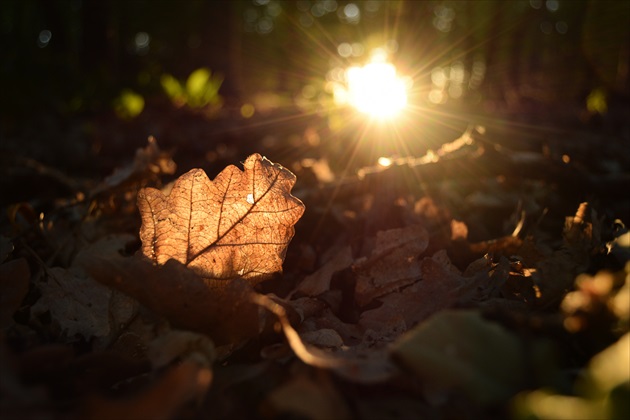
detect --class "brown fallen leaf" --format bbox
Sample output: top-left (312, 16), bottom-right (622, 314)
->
top-left (138, 153), bottom-right (305, 284)
top-left (81, 255), bottom-right (260, 345)
top-left (31, 235), bottom-right (138, 347)
top-left (31, 235), bottom-right (138, 342)
top-left (359, 251), bottom-right (492, 339)
top-left (354, 224), bottom-right (429, 306)
top-left (293, 245), bottom-right (353, 297)
top-left (294, 300), bottom-right (363, 345)
top-left (31, 267), bottom-right (115, 339)
top-left (90, 136), bottom-right (176, 198)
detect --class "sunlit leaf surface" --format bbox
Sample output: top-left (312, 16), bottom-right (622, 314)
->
top-left (138, 153), bottom-right (305, 283)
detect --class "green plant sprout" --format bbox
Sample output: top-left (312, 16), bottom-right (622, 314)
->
top-left (161, 68), bottom-right (224, 109)
top-left (586, 88), bottom-right (608, 115)
top-left (113, 89), bottom-right (145, 120)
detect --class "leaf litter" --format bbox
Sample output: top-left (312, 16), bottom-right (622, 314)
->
top-left (1, 127), bottom-right (629, 419)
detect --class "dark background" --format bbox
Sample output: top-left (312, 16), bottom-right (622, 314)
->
top-left (1, 0), bottom-right (629, 178)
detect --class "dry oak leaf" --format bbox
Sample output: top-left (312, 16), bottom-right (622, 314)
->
top-left (138, 153), bottom-right (305, 283)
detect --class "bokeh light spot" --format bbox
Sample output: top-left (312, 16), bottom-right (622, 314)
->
top-left (344, 3), bottom-right (359, 18)
top-left (302, 84), bottom-right (317, 99)
top-left (545, 0), bottom-right (559, 12)
top-left (323, 0), bottom-right (338, 13)
top-left (299, 12), bottom-right (314, 27)
top-left (385, 39), bottom-right (399, 54)
top-left (134, 32), bottom-right (150, 55)
top-left (266, 2), bottom-right (282, 17)
top-left (338, 42), bottom-right (352, 57)
top-left (37, 29), bottom-right (52, 48)
top-left (312, 2), bottom-right (326, 17)
top-left (365, 0), bottom-right (380, 13)
top-left (244, 8), bottom-right (258, 23)
top-left (555, 21), bottom-right (568, 34)
top-left (351, 42), bottom-right (364, 57)
top-left (257, 17), bottom-right (274, 33)
top-left (429, 89), bottom-right (446, 104)
top-left (378, 157), bottom-right (393, 167)
top-left (296, 0), bottom-right (310, 12)
top-left (341, 3), bottom-right (360, 23)
top-left (241, 103), bottom-right (255, 118)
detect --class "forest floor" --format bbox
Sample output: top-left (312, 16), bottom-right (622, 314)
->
top-left (1, 102), bottom-right (629, 419)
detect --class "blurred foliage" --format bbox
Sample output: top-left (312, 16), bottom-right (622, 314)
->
top-left (113, 89), bottom-right (145, 120)
top-left (393, 310), bottom-right (559, 407)
top-left (160, 68), bottom-right (223, 109)
top-left (513, 333), bottom-right (630, 420)
top-left (587, 88), bottom-right (608, 115)
top-left (513, 262), bottom-right (630, 420)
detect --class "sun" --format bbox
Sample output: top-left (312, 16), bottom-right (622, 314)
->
top-left (345, 58), bottom-right (409, 120)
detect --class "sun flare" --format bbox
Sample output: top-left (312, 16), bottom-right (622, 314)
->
top-left (345, 60), bottom-right (409, 119)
